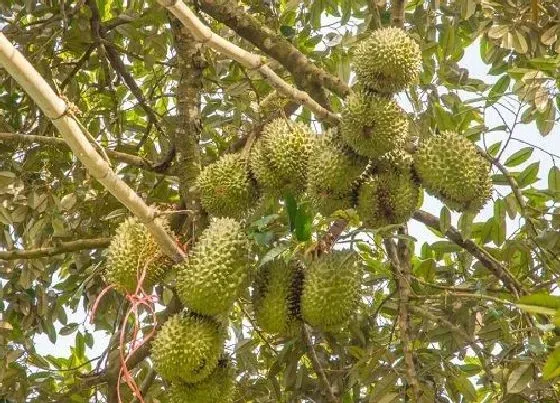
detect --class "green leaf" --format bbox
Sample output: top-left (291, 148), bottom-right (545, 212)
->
top-left (543, 346), bottom-right (560, 380)
top-left (536, 102), bottom-right (556, 136)
top-left (517, 294), bottom-right (560, 316)
top-left (283, 193), bottom-right (298, 232)
top-left (486, 75), bottom-right (510, 106)
top-left (440, 206), bottom-right (451, 233)
top-left (516, 162), bottom-right (540, 188)
top-left (504, 147), bottom-right (533, 167)
top-left (549, 166), bottom-right (560, 197)
top-left (492, 199), bottom-right (506, 246)
top-left (487, 141), bottom-right (502, 157)
top-left (60, 323), bottom-right (79, 336)
top-left (294, 202), bottom-right (313, 242)
top-left (507, 363), bottom-right (532, 393)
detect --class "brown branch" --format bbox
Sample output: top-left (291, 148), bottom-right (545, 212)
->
top-left (384, 238), bottom-right (420, 400)
top-left (302, 325), bottom-right (339, 403)
top-left (86, 0), bottom-right (166, 137)
top-left (0, 238), bottom-right (110, 260)
top-left (314, 219), bottom-right (348, 257)
top-left (197, 0), bottom-right (349, 101)
top-left (390, 0), bottom-right (406, 28)
top-left (0, 132), bottom-right (167, 173)
top-left (412, 210), bottom-right (526, 297)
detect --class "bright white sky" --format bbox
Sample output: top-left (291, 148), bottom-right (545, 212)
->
top-left (32, 39), bottom-right (559, 382)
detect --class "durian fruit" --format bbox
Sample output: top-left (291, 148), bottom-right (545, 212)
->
top-left (151, 314), bottom-right (223, 383)
top-left (197, 153), bottom-right (256, 218)
top-left (340, 92), bottom-right (408, 159)
top-left (414, 131), bottom-right (492, 212)
top-left (252, 260), bottom-right (302, 336)
top-left (307, 131), bottom-right (368, 215)
top-left (357, 170), bottom-right (420, 229)
top-left (301, 251), bottom-right (362, 330)
top-left (374, 148), bottom-right (414, 174)
top-left (176, 218), bottom-right (252, 316)
top-left (168, 360), bottom-right (235, 403)
top-left (249, 118), bottom-right (314, 196)
top-left (353, 26), bottom-right (421, 93)
top-left (105, 217), bottom-right (172, 294)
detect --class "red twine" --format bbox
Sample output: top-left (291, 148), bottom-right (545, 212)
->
top-left (91, 258), bottom-right (158, 403)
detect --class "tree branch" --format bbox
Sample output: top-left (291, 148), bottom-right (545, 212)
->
top-left (157, 0), bottom-right (339, 123)
top-left (196, 0), bottom-right (350, 101)
top-left (390, 0), bottom-right (406, 28)
top-left (412, 210), bottom-right (526, 297)
top-left (0, 33), bottom-right (185, 262)
top-left (384, 238), bottom-right (420, 400)
top-left (0, 132), bottom-right (169, 173)
top-left (302, 325), bottom-right (339, 403)
top-left (0, 238), bottom-right (110, 260)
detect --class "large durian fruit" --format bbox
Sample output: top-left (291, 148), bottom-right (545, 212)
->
top-left (197, 153), bottom-right (256, 218)
top-left (301, 251), bottom-right (362, 330)
top-left (340, 91), bottom-right (408, 159)
top-left (151, 314), bottom-right (224, 383)
top-left (307, 131), bottom-right (368, 215)
top-left (168, 360), bottom-right (235, 403)
top-left (249, 118), bottom-right (314, 196)
top-left (176, 218), bottom-right (252, 316)
top-left (105, 217), bottom-right (172, 294)
top-left (353, 26), bottom-right (421, 93)
top-left (414, 131), bottom-right (492, 212)
top-left (357, 170), bottom-right (420, 229)
top-left (252, 259), bottom-right (303, 336)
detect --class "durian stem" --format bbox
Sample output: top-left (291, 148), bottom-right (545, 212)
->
top-left (156, 0), bottom-right (339, 124)
top-left (412, 210), bottom-right (526, 297)
top-left (0, 238), bottom-right (110, 260)
top-left (384, 238), bottom-right (421, 401)
top-left (301, 325), bottom-right (339, 403)
top-left (390, 0), bottom-right (406, 28)
top-left (0, 33), bottom-right (186, 262)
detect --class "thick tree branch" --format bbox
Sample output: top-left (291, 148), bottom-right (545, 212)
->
top-left (384, 238), bottom-right (420, 400)
top-left (0, 33), bottom-right (185, 261)
top-left (412, 210), bottom-right (526, 296)
top-left (0, 238), bottom-right (110, 260)
top-left (157, 0), bottom-right (339, 123)
top-left (197, 0), bottom-right (350, 102)
top-left (0, 132), bottom-right (169, 173)
top-left (302, 325), bottom-right (339, 403)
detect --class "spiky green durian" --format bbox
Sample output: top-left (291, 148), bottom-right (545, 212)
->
top-left (307, 131), bottom-right (367, 215)
top-left (414, 131), bottom-right (492, 212)
top-left (340, 92), bottom-right (408, 158)
top-left (252, 260), bottom-right (302, 336)
top-left (176, 218), bottom-right (252, 316)
top-left (168, 361), bottom-right (235, 403)
top-left (249, 118), bottom-right (314, 196)
top-left (301, 251), bottom-right (362, 330)
top-left (151, 314), bottom-right (223, 383)
top-left (374, 148), bottom-right (414, 173)
top-left (105, 217), bottom-right (172, 294)
top-left (357, 171), bottom-right (420, 229)
top-left (197, 153), bottom-right (256, 218)
top-left (353, 27), bottom-right (421, 93)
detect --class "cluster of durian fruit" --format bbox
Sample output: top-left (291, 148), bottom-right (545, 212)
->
top-left (102, 26), bottom-right (493, 402)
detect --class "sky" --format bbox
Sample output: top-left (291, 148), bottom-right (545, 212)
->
top-left (30, 34), bottom-right (560, 387)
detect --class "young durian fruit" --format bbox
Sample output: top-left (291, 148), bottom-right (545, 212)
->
top-left (252, 260), bottom-right (302, 336)
top-left (176, 218), bottom-right (252, 316)
top-left (249, 118), bottom-right (315, 197)
top-left (168, 359), bottom-right (235, 403)
top-left (301, 251), bottom-right (362, 331)
top-left (197, 153), bottom-right (256, 219)
top-left (414, 130), bottom-right (492, 212)
top-left (357, 170), bottom-right (420, 229)
top-left (374, 148), bottom-right (415, 174)
top-left (151, 314), bottom-right (224, 384)
top-left (105, 217), bottom-right (172, 294)
top-left (340, 91), bottom-right (408, 159)
top-left (307, 131), bottom-right (368, 215)
top-left (353, 26), bottom-right (421, 93)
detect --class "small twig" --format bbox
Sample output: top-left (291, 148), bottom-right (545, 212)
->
top-left (0, 238), bottom-right (110, 260)
top-left (301, 325), bottom-right (338, 403)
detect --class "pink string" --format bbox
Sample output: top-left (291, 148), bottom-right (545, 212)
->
top-left (91, 257), bottom-right (158, 403)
